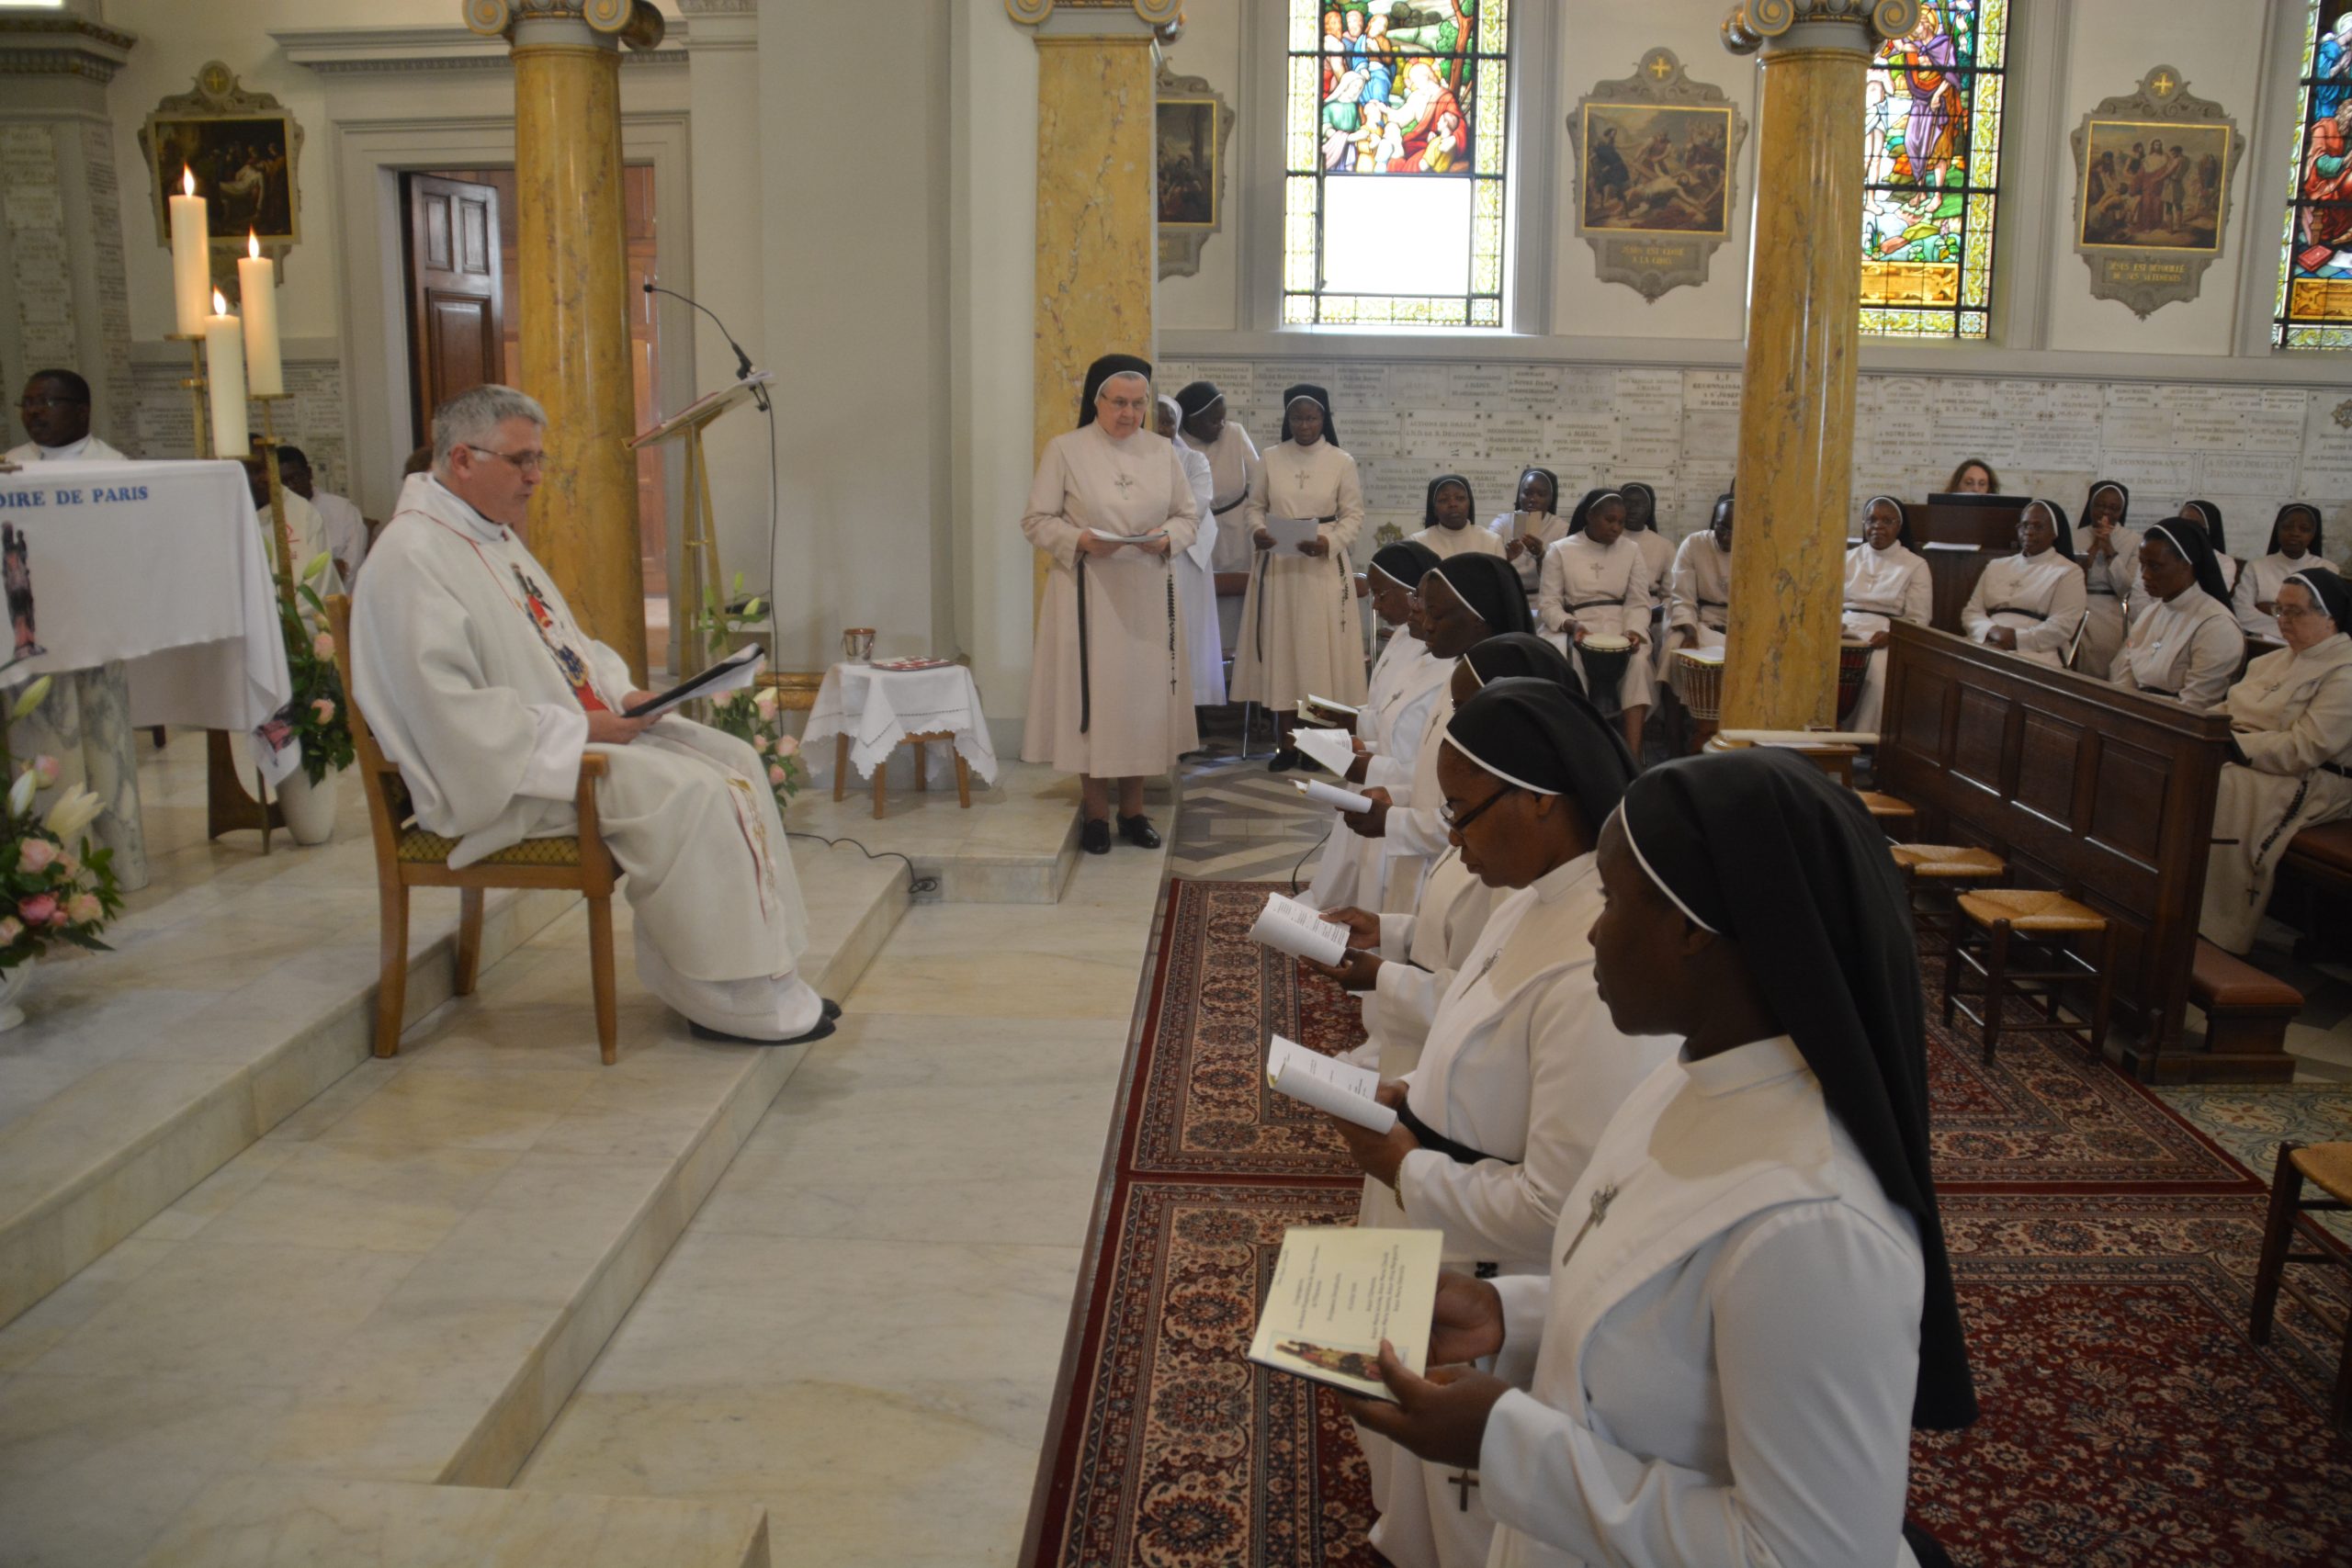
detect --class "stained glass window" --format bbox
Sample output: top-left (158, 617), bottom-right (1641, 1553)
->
top-left (2275, 0), bottom-right (2352, 348)
top-left (1860, 0), bottom-right (2008, 340)
top-left (1283, 1), bottom-right (1509, 328)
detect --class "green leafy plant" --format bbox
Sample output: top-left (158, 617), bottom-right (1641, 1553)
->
top-left (693, 572), bottom-right (804, 814)
top-left (0, 675), bottom-right (123, 969)
top-left (280, 555), bottom-right (356, 786)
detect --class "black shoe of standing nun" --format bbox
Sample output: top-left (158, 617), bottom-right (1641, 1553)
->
top-left (1266, 747), bottom-right (1300, 773)
top-left (1081, 817), bottom-right (1112, 854)
top-left (1118, 814), bottom-right (1160, 849)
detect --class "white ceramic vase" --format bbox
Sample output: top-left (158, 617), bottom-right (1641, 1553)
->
top-left (276, 766), bottom-right (341, 846)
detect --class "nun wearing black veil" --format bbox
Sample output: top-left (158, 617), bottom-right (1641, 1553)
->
top-left (1351, 748), bottom-right (1976, 1568)
top-left (1234, 383), bottom-right (1369, 768)
top-left (2109, 514), bottom-right (2241, 710)
top-left (1020, 354), bottom-right (1199, 852)
top-left (1321, 671), bottom-right (1674, 1568)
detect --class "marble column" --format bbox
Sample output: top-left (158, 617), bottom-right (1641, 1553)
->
top-left (1012, 0), bottom-right (1173, 608)
top-left (465, 0), bottom-right (664, 682)
top-left (1719, 0), bottom-right (1917, 730)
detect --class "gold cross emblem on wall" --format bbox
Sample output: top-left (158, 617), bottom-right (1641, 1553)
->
top-left (1649, 57), bottom-right (1672, 79)
top-left (2152, 73), bottom-right (2176, 96)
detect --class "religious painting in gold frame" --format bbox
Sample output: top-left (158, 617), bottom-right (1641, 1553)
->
top-left (2067, 66), bottom-right (2242, 318)
top-left (1157, 63), bottom-right (1234, 281)
top-left (137, 62), bottom-right (305, 288)
top-left (1564, 51), bottom-right (1746, 302)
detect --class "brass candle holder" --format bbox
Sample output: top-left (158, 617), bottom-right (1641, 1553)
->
top-left (165, 331), bottom-right (209, 459)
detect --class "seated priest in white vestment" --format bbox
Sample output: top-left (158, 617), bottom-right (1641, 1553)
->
top-left (6, 369), bottom-right (126, 465)
top-left (351, 384), bottom-right (831, 1045)
top-left (1348, 749), bottom-right (1978, 1568)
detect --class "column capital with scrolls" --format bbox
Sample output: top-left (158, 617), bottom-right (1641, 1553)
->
top-left (1723, 0), bottom-right (1919, 57)
top-left (462, 0), bottom-right (667, 50)
top-left (1007, 0), bottom-right (1181, 32)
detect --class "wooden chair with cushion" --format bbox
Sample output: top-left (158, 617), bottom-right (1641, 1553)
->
top-left (1940, 887), bottom-right (2118, 1066)
top-left (325, 595), bottom-right (621, 1066)
top-left (2251, 1141), bottom-right (2352, 1433)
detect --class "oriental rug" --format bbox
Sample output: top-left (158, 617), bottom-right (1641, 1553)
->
top-left (1022, 879), bottom-right (2352, 1568)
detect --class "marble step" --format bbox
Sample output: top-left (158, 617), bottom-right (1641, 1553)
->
top-left (0, 841), bottom-right (908, 1563)
top-left (139, 1475), bottom-right (769, 1567)
top-left (0, 856), bottom-right (579, 1332)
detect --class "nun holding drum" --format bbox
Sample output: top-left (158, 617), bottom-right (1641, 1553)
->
top-left (1536, 488), bottom-right (1655, 753)
top-left (1309, 669), bottom-right (1671, 1568)
top-left (1018, 354), bottom-right (1198, 853)
top-left (1349, 749), bottom-right (1977, 1568)
top-left (2202, 568), bottom-right (2352, 953)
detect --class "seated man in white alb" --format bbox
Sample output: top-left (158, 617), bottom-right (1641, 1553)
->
top-left (6, 369), bottom-right (126, 465)
top-left (352, 384), bottom-right (834, 1045)
top-left (275, 443), bottom-right (370, 582)
top-left (242, 454), bottom-right (345, 611)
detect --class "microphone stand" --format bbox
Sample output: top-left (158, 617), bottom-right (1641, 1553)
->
top-left (642, 280), bottom-right (771, 412)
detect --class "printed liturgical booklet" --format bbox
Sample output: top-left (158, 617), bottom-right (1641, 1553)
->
top-left (1250, 1226), bottom-right (1442, 1401)
top-left (1265, 1033), bottom-right (1395, 1134)
top-left (1250, 894), bottom-right (1351, 968)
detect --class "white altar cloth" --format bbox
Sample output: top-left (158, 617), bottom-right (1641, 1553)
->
top-left (801, 662), bottom-right (1000, 788)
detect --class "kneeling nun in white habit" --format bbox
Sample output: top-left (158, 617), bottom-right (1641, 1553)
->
top-left (352, 386), bottom-right (830, 1045)
top-left (2203, 570), bottom-right (2352, 953)
top-left (1840, 495), bottom-right (1931, 731)
top-left (1960, 500), bottom-right (2086, 671)
top-left (1316, 663), bottom-right (1672, 1568)
top-left (1305, 540), bottom-right (1446, 911)
top-left (1349, 749), bottom-right (1978, 1568)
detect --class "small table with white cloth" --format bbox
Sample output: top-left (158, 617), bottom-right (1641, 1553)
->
top-left (0, 458), bottom-right (296, 888)
top-left (800, 661), bottom-right (999, 819)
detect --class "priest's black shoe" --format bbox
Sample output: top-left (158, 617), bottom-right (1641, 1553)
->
top-left (691, 1015), bottom-right (836, 1047)
top-left (1080, 817), bottom-right (1112, 854)
top-left (1117, 814), bottom-right (1160, 849)
top-left (821, 998), bottom-right (842, 1021)
top-left (1267, 747), bottom-right (1300, 773)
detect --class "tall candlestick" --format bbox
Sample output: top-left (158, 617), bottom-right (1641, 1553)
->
top-left (236, 231), bottom-right (282, 398)
top-left (204, 290), bottom-right (248, 458)
top-left (170, 167), bottom-right (211, 339)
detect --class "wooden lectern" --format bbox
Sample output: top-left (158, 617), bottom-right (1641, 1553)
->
top-left (630, 371), bottom-right (774, 679)
top-left (1899, 495), bottom-right (2031, 635)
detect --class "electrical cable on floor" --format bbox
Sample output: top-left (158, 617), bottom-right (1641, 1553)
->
top-left (1289, 821), bottom-right (1331, 895)
top-left (786, 830), bottom-right (940, 898)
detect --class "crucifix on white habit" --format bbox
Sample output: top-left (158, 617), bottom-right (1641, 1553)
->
top-left (1449, 1470), bottom-right (1479, 1510)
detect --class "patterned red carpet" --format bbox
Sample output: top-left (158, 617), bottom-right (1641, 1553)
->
top-left (1020, 879), bottom-right (2352, 1568)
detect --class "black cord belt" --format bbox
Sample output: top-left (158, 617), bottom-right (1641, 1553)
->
top-left (1985, 605), bottom-right (2049, 621)
top-left (1566, 597), bottom-right (1625, 612)
top-left (1397, 1100), bottom-right (1502, 1167)
top-left (1211, 493), bottom-right (1247, 516)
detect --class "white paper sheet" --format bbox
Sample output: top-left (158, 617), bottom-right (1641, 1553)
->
top-left (1295, 777), bottom-right (1374, 813)
top-left (1251, 893), bottom-right (1351, 967)
top-left (1266, 1034), bottom-right (1396, 1133)
top-left (1290, 725), bottom-right (1359, 777)
top-left (1268, 515), bottom-right (1322, 558)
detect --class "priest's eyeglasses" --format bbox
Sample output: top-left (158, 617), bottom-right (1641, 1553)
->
top-left (1441, 784), bottom-right (1518, 833)
top-left (462, 444), bottom-right (549, 475)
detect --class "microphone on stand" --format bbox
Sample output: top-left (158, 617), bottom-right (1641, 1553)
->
top-left (642, 280), bottom-right (770, 412)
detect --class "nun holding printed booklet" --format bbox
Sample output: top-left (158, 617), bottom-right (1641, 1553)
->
top-left (1350, 749), bottom-right (1977, 1568)
top-left (1306, 661), bottom-right (1672, 1568)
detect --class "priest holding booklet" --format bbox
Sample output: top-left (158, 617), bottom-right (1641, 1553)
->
top-left (352, 385), bottom-right (835, 1045)
top-left (1021, 355), bottom-right (1200, 854)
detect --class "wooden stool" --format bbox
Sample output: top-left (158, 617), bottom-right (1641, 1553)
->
top-left (834, 728), bottom-right (974, 820)
top-left (1890, 844), bottom-right (2007, 953)
top-left (2251, 1141), bottom-right (2352, 1433)
top-left (1855, 790), bottom-right (1917, 835)
top-left (1941, 888), bottom-right (2117, 1066)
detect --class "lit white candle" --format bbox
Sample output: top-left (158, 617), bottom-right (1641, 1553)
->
top-left (236, 231), bottom-right (282, 398)
top-left (204, 289), bottom-right (248, 458)
top-left (170, 167), bottom-right (211, 338)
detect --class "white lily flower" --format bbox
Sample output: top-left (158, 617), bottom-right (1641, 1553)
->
top-left (6, 770), bottom-right (34, 819)
top-left (42, 785), bottom-right (103, 840)
top-left (302, 551), bottom-right (334, 584)
top-left (9, 674), bottom-right (52, 721)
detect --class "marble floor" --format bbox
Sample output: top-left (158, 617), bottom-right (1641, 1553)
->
top-left (514, 840), bottom-right (1170, 1566)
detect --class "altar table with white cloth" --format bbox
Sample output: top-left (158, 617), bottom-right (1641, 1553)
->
top-left (800, 662), bottom-right (1000, 795)
top-left (0, 458), bottom-right (296, 887)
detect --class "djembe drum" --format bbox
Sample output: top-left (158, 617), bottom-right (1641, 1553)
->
top-left (1669, 645), bottom-right (1725, 754)
top-left (1578, 633), bottom-right (1635, 714)
top-left (1836, 639), bottom-right (1873, 726)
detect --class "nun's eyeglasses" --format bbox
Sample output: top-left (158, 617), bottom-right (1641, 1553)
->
top-left (1441, 784), bottom-right (1518, 832)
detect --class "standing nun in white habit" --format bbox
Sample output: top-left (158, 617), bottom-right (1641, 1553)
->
top-left (2203, 570), bottom-right (2352, 953)
top-left (1960, 500), bottom-right (2086, 670)
top-left (1173, 379), bottom-right (1262, 660)
top-left (1320, 672), bottom-right (1671, 1568)
top-left (1411, 473), bottom-right (1507, 560)
top-left (353, 384), bottom-right (831, 1045)
top-left (1490, 465), bottom-right (1566, 604)
top-left (1841, 495), bottom-right (1932, 732)
top-left (1304, 540), bottom-right (1445, 911)
top-left (2235, 502), bottom-right (2340, 642)
top-left (1537, 489), bottom-right (1654, 756)
top-left (1343, 555), bottom-right (1537, 915)
top-left (1154, 393), bottom-right (1226, 711)
top-left (1311, 637), bottom-right (1580, 1073)
top-left (1234, 383), bottom-right (1367, 771)
top-left (2074, 479), bottom-right (2143, 676)
top-left (2109, 516), bottom-right (2241, 711)
top-left (1349, 749), bottom-right (1979, 1568)
top-left (1668, 491), bottom-right (1735, 651)
top-left (1020, 354), bottom-right (1198, 854)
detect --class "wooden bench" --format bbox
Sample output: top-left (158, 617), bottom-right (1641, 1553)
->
top-left (2189, 939), bottom-right (2303, 1064)
top-left (2279, 820), bottom-right (2352, 959)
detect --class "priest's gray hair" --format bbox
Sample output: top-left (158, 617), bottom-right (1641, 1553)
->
top-left (432, 384), bottom-right (548, 474)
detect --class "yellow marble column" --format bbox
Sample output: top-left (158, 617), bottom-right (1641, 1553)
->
top-left (1718, 0), bottom-right (1917, 730)
top-left (466, 0), bottom-right (664, 682)
top-left (1012, 0), bottom-right (1174, 607)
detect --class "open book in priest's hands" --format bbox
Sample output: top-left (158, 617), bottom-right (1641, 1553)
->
top-left (1249, 1226), bottom-right (1442, 1401)
top-left (621, 646), bottom-right (766, 718)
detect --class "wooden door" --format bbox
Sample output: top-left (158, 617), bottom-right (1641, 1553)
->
top-left (402, 173), bottom-right (504, 448)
